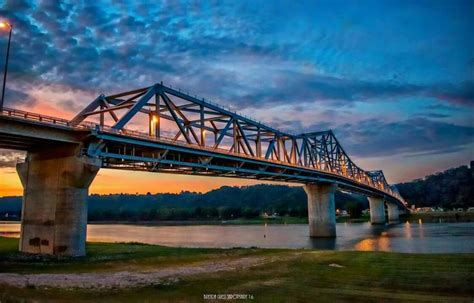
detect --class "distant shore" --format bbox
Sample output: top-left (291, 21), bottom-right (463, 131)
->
top-left (1, 215), bottom-right (370, 225)
top-left (405, 211), bottom-right (474, 223)
top-left (2, 211), bottom-right (473, 226)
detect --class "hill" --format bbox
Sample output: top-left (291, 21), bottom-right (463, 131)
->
top-left (396, 162), bottom-right (474, 208)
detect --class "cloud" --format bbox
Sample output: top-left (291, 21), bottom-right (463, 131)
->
top-left (0, 0), bottom-right (471, 172)
top-left (2, 0), bottom-right (32, 11)
top-left (415, 112), bottom-right (451, 119)
top-left (428, 81), bottom-right (474, 106)
top-left (223, 71), bottom-right (474, 108)
top-left (0, 150), bottom-right (25, 168)
top-left (3, 87), bottom-right (36, 107)
top-left (335, 118), bottom-right (474, 158)
top-left (0, 0), bottom-right (471, 114)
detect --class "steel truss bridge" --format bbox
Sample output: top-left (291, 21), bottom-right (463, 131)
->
top-left (1, 82), bottom-right (406, 208)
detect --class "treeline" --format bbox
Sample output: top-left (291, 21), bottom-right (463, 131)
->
top-left (1, 162), bottom-right (472, 221)
top-left (397, 162), bottom-right (474, 208)
top-left (87, 185), bottom-right (366, 221)
top-left (0, 185), bottom-right (366, 221)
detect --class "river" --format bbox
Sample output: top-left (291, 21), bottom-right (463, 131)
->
top-left (1, 221), bottom-right (473, 253)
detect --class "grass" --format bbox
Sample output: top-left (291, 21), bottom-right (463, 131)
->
top-left (0, 236), bottom-right (277, 274)
top-left (0, 236), bottom-right (473, 302)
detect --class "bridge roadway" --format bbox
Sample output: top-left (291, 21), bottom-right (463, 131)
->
top-left (0, 83), bottom-right (407, 256)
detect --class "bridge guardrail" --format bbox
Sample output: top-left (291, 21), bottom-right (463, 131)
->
top-left (1, 107), bottom-right (406, 205)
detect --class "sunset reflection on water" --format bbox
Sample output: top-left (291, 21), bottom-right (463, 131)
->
top-left (0, 221), bottom-right (472, 253)
top-left (354, 231), bottom-right (391, 251)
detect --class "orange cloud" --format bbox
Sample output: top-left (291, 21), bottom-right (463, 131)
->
top-left (0, 167), bottom-right (275, 197)
top-left (90, 169), bottom-right (269, 195)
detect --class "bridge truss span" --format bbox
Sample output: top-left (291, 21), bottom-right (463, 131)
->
top-left (68, 83), bottom-right (405, 207)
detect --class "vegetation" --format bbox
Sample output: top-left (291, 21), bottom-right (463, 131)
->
top-left (0, 237), bottom-right (274, 274)
top-left (398, 162), bottom-right (474, 208)
top-left (0, 237), bottom-right (473, 302)
top-left (0, 184), bottom-right (367, 221)
top-left (1, 162), bottom-right (473, 222)
top-left (407, 211), bottom-right (474, 223)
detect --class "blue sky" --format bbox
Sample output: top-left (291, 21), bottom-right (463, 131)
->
top-left (0, 0), bottom-right (473, 188)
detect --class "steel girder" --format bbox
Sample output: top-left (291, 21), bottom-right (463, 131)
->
top-left (71, 83), bottom-right (406, 205)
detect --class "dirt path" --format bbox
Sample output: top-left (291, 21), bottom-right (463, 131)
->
top-left (0, 254), bottom-right (295, 290)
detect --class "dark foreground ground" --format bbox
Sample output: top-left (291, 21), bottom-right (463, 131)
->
top-left (0, 236), bottom-right (473, 302)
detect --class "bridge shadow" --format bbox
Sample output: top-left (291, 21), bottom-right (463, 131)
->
top-left (307, 238), bottom-right (337, 250)
top-left (368, 224), bottom-right (390, 236)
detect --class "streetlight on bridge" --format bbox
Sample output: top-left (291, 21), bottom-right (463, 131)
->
top-left (149, 112), bottom-right (160, 137)
top-left (0, 20), bottom-right (12, 111)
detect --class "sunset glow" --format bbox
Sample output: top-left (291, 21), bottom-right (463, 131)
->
top-left (0, 1), bottom-right (472, 197)
top-left (0, 2), bottom-right (472, 301)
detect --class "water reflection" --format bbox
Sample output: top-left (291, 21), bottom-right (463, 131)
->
top-left (405, 221), bottom-right (412, 239)
top-left (354, 235), bottom-right (390, 251)
top-left (418, 221), bottom-right (425, 239)
top-left (0, 223), bottom-right (20, 238)
top-left (1, 221), bottom-right (473, 253)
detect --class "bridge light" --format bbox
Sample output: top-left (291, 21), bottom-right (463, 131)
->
top-left (149, 112), bottom-right (159, 137)
top-left (0, 21), bottom-right (11, 29)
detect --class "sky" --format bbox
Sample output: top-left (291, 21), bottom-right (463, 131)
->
top-left (0, 0), bottom-right (473, 196)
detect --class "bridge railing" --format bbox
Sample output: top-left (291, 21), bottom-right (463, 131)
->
top-left (1, 106), bottom-right (406, 205)
top-left (1, 107), bottom-right (99, 130)
top-left (1, 107), bottom-right (73, 127)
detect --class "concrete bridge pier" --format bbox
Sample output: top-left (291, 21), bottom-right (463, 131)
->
top-left (304, 183), bottom-right (337, 237)
top-left (387, 203), bottom-right (400, 223)
top-left (16, 146), bottom-right (101, 256)
top-left (368, 197), bottom-right (385, 224)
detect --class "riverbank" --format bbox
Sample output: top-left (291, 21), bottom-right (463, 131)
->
top-left (1, 216), bottom-right (362, 226)
top-left (3, 211), bottom-right (473, 227)
top-left (78, 211), bottom-right (474, 225)
top-left (94, 211), bottom-right (472, 225)
top-left (0, 237), bottom-right (473, 302)
top-left (88, 216), bottom-right (309, 225)
top-left (31, 215), bottom-right (367, 225)
top-left (406, 211), bottom-right (474, 223)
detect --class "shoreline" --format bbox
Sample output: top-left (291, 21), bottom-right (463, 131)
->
top-left (2, 211), bottom-right (474, 226)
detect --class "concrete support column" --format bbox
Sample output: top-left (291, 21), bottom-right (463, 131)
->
top-left (368, 197), bottom-right (385, 224)
top-left (304, 183), bottom-right (337, 237)
top-left (387, 203), bottom-right (400, 223)
top-left (17, 147), bottom-right (101, 256)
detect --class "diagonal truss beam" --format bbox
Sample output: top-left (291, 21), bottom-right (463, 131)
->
top-left (112, 86), bottom-right (157, 130)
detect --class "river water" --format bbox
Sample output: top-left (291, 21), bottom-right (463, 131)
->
top-left (1, 222), bottom-right (473, 253)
